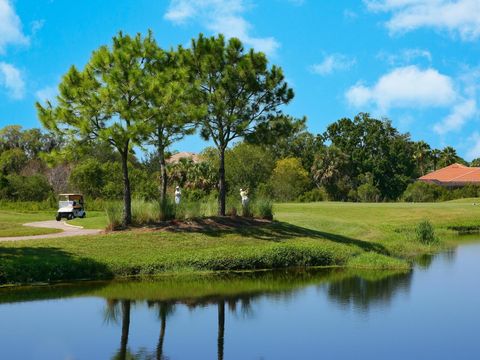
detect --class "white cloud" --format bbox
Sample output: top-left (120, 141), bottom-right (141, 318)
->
top-left (311, 54), bottom-right (356, 76)
top-left (377, 48), bottom-right (432, 65)
top-left (434, 99), bottom-right (477, 135)
top-left (364, 0), bottom-right (480, 40)
top-left (346, 65), bottom-right (455, 111)
top-left (343, 9), bottom-right (358, 20)
top-left (35, 85), bottom-right (57, 104)
top-left (467, 132), bottom-right (480, 160)
top-left (0, 62), bottom-right (25, 99)
top-left (164, 0), bottom-right (279, 56)
top-left (0, 0), bottom-right (29, 53)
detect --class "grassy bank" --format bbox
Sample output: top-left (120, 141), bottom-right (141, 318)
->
top-left (0, 200), bottom-right (479, 285)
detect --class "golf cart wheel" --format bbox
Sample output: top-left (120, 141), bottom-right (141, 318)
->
top-left (81, 212), bottom-right (86, 218)
top-left (56, 215), bottom-right (61, 221)
top-left (68, 213), bottom-right (75, 220)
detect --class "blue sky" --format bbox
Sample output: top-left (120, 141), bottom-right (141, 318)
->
top-left (1, 0), bottom-right (480, 159)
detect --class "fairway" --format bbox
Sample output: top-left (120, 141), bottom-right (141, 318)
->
top-left (0, 211), bottom-right (61, 237)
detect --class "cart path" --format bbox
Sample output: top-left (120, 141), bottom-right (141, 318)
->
top-left (0, 220), bottom-right (102, 242)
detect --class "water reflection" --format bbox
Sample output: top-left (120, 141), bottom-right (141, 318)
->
top-left (325, 270), bottom-right (412, 312)
top-left (0, 267), bottom-right (421, 359)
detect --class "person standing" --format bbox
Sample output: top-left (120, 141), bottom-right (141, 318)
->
top-left (175, 186), bottom-right (182, 205)
top-left (240, 188), bottom-right (249, 207)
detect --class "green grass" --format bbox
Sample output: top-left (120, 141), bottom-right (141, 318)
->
top-left (67, 211), bottom-right (108, 229)
top-left (1, 200), bottom-right (479, 285)
top-left (0, 211), bottom-right (61, 237)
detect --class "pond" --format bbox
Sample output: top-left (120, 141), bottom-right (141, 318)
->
top-left (1, 242), bottom-right (479, 360)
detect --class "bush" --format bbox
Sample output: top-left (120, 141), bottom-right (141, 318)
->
top-left (298, 188), bottom-right (327, 202)
top-left (159, 198), bottom-right (176, 221)
top-left (3, 174), bottom-right (53, 201)
top-left (357, 182), bottom-right (381, 202)
top-left (415, 220), bottom-right (438, 244)
top-left (252, 198), bottom-right (274, 220)
top-left (132, 199), bottom-right (160, 224)
top-left (402, 181), bottom-right (445, 202)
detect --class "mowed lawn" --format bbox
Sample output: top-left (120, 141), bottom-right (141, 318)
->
top-left (0, 211), bottom-right (61, 237)
top-left (0, 200), bottom-right (479, 284)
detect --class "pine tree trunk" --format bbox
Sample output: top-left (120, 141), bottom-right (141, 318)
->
top-left (218, 148), bottom-right (226, 216)
top-left (158, 143), bottom-right (167, 203)
top-left (121, 148), bottom-right (132, 226)
top-left (217, 300), bottom-right (225, 360)
top-left (120, 300), bottom-right (131, 360)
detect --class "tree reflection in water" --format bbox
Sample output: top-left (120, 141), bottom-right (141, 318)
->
top-left (100, 267), bottom-right (418, 358)
top-left (325, 271), bottom-right (413, 312)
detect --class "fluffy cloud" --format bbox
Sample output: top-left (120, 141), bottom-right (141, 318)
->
top-left (311, 54), bottom-right (356, 76)
top-left (0, 62), bottom-right (25, 99)
top-left (466, 132), bottom-right (480, 160)
top-left (346, 65), bottom-right (455, 111)
top-left (164, 0), bottom-right (279, 56)
top-left (364, 0), bottom-right (480, 40)
top-left (0, 0), bottom-right (28, 53)
top-left (434, 99), bottom-right (477, 135)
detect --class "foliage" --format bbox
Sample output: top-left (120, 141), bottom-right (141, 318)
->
top-left (402, 181), bottom-right (446, 202)
top-left (186, 34), bottom-right (294, 215)
top-left (225, 143), bottom-right (275, 195)
top-left (252, 198), bottom-right (274, 220)
top-left (323, 113), bottom-right (416, 200)
top-left (37, 31), bottom-right (161, 226)
top-left (105, 202), bottom-right (123, 231)
top-left (0, 174), bottom-right (53, 201)
top-left (415, 220), bottom-right (438, 244)
top-left (297, 188), bottom-right (327, 202)
top-left (270, 158), bottom-right (310, 201)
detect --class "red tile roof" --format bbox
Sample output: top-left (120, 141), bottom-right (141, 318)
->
top-left (419, 163), bottom-right (480, 185)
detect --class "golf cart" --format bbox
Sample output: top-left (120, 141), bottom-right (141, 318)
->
top-left (56, 194), bottom-right (86, 221)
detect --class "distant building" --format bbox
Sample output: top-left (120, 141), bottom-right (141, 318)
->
top-left (418, 163), bottom-right (480, 187)
top-left (166, 152), bottom-right (202, 164)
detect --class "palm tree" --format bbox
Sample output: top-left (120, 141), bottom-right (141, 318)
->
top-left (413, 141), bottom-right (431, 175)
top-left (105, 299), bottom-right (134, 360)
top-left (430, 149), bottom-right (441, 171)
top-left (440, 146), bottom-right (459, 167)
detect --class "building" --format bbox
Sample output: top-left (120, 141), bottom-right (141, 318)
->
top-left (418, 163), bottom-right (480, 187)
top-left (166, 152), bottom-right (202, 164)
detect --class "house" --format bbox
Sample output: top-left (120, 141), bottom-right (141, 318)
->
top-left (166, 152), bottom-right (202, 164)
top-left (418, 163), bottom-right (480, 187)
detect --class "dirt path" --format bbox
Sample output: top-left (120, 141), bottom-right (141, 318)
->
top-left (0, 220), bottom-right (102, 242)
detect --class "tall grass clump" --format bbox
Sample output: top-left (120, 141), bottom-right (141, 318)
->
top-left (132, 199), bottom-right (161, 224)
top-left (415, 220), bottom-right (438, 244)
top-left (105, 202), bottom-right (123, 231)
top-left (159, 197), bottom-right (176, 221)
top-left (253, 198), bottom-right (274, 220)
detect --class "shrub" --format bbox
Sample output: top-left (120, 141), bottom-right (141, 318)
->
top-left (105, 202), bottom-right (123, 231)
top-left (253, 198), bottom-right (274, 220)
top-left (131, 199), bottom-right (160, 224)
top-left (298, 188), bottom-right (327, 202)
top-left (402, 181), bottom-right (445, 202)
top-left (241, 201), bottom-right (252, 217)
top-left (357, 182), bottom-right (381, 202)
top-left (415, 220), bottom-right (438, 244)
top-left (4, 174), bottom-right (53, 201)
top-left (159, 198), bottom-right (176, 221)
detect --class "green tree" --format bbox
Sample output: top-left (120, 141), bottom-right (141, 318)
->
top-left (413, 140), bottom-right (431, 176)
top-left (270, 157), bottom-right (309, 201)
top-left (144, 47), bottom-right (200, 203)
top-left (311, 146), bottom-right (351, 200)
top-left (0, 148), bottom-right (27, 174)
top-left (430, 148), bottom-right (441, 171)
top-left (324, 113), bottom-right (416, 200)
top-left (438, 146), bottom-right (463, 168)
top-left (69, 158), bottom-right (105, 198)
top-left (186, 34), bottom-right (294, 215)
top-left (225, 142), bottom-right (274, 195)
top-left (37, 32), bottom-right (157, 226)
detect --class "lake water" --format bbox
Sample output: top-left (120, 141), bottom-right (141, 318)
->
top-left (1, 242), bottom-right (479, 360)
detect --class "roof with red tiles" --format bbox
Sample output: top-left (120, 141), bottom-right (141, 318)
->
top-left (419, 163), bottom-right (480, 185)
